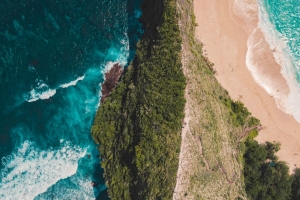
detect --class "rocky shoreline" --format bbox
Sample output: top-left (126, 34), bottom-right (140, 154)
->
top-left (100, 63), bottom-right (123, 103)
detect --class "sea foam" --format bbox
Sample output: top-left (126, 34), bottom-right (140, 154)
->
top-left (0, 140), bottom-right (86, 200)
top-left (36, 178), bottom-right (100, 200)
top-left (233, 0), bottom-right (257, 26)
top-left (233, 0), bottom-right (300, 122)
top-left (25, 80), bottom-right (56, 102)
top-left (25, 75), bottom-right (86, 103)
top-left (24, 33), bottom-right (129, 104)
top-left (245, 26), bottom-right (290, 111)
top-left (256, 0), bottom-right (300, 122)
top-left (60, 76), bottom-right (85, 88)
top-left (0, 1), bottom-right (140, 200)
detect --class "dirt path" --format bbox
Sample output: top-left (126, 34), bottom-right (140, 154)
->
top-left (173, 51), bottom-right (190, 199)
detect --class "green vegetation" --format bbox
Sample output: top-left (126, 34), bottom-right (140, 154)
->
top-left (243, 137), bottom-right (300, 200)
top-left (91, 0), bottom-right (185, 199)
top-left (177, 0), bottom-right (300, 199)
top-left (172, 0), bottom-right (262, 199)
top-left (291, 169), bottom-right (300, 200)
top-left (91, 0), bottom-right (300, 199)
top-left (243, 139), bottom-right (292, 200)
top-left (221, 98), bottom-right (259, 128)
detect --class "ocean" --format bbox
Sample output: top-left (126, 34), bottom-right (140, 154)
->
top-left (0, 0), bottom-right (142, 199)
top-left (256, 0), bottom-right (300, 122)
top-left (234, 0), bottom-right (300, 122)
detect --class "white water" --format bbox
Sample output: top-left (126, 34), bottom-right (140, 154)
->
top-left (256, 0), bottom-right (300, 122)
top-left (245, 26), bottom-right (289, 111)
top-left (233, 0), bottom-right (300, 123)
top-left (26, 80), bottom-right (57, 102)
top-left (60, 76), bottom-right (85, 88)
top-left (25, 34), bottom-right (129, 104)
top-left (0, 140), bottom-right (86, 200)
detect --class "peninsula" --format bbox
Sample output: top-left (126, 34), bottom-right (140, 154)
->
top-left (92, 0), bottom-right (300, 199)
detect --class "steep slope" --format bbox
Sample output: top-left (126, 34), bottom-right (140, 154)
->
top-left (91, 0), bottom-right (186, 199)
top-left (92, 0), bottom-right (261, 199)
top-left (173, 0), bottom-right (260, 199)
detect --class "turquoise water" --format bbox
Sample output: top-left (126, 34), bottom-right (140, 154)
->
top-left (257, 0), bottom-right (300, 121)
top-left (260, 0), bottom-right (300, 79)
top-left (0, 0), bottom-right (142, 199)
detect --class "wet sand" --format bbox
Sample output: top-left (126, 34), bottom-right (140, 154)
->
top-left (194, 0), bottom-right (300, 173)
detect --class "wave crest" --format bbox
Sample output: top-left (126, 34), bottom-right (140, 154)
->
top-left (0, 140), bottom-right (86, 200)
top-left (60, 76), bottom-right (85, 88)
top-left (25, 80), bottom-right (56, 102)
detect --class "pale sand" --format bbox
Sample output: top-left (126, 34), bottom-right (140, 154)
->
top-left (194, 0), bottom-right (300, 173)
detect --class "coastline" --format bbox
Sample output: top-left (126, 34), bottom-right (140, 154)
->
top-left (100, 63), bottom-right (123, 103)
top-left (91, 0), bottom-right (185, 198)
top-left (173, 0), bottom-right (251, 198)
top-left (194, 0), bottom-right (300, 172)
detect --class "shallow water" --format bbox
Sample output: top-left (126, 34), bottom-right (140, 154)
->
top-left (0, 0), bottom-right (142, 199)
top-left (234, 0), bottom-right (300, 122)
top-left (256, 0), bottom-right (300, 122)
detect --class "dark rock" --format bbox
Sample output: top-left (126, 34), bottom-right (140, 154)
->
top-left (100, 63), bottom-right (123, 103)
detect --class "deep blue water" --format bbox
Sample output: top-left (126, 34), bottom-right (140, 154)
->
top-left (0, 0), bottom-right (142, 199)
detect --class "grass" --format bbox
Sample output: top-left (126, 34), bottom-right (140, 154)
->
top-left (173, 0), bottom-right (260, 199)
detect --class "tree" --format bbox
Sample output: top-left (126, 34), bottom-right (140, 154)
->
top-left (244, 140), bottom-right (292, 200)
top-left (291, 168), bottom-right (300, 200)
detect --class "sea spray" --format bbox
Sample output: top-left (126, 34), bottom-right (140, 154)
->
top-left (60, 76), bottom-right (85, 88)
top-left (0, 140), bottom-right (86, 200)
top-left (0, 0), bottom-right (142, 199)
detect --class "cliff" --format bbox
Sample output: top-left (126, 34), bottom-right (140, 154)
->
top-left (100, 63), bottom-right (123, 103)
top-left (91, 0), bottom-right (185, 199)
top-left (92, 0), bottom-right (263, 199)
top-left (172, 0), bottom-right (259, 199)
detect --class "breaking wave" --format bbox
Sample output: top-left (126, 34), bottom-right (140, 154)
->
top-left (233, 0), bottom-right (300, 123)
top-left (0, 140), bottom-right (86, 200)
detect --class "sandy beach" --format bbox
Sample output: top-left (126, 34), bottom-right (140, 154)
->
top-left (194, 0), bottom-right (300, 173)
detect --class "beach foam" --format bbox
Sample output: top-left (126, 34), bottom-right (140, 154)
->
top-left (245, 26), bottom-right (289, 111)
top-left (233, 0), bottom-right (257, 25)
top-left (232, 0), bottom-right (300, 122)
top-left (0, 140), bottom-right (86, 200)
top-left (234, 0), bottom-right (289, 106)
top-left (256, 0), bottom-right (300, 122)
